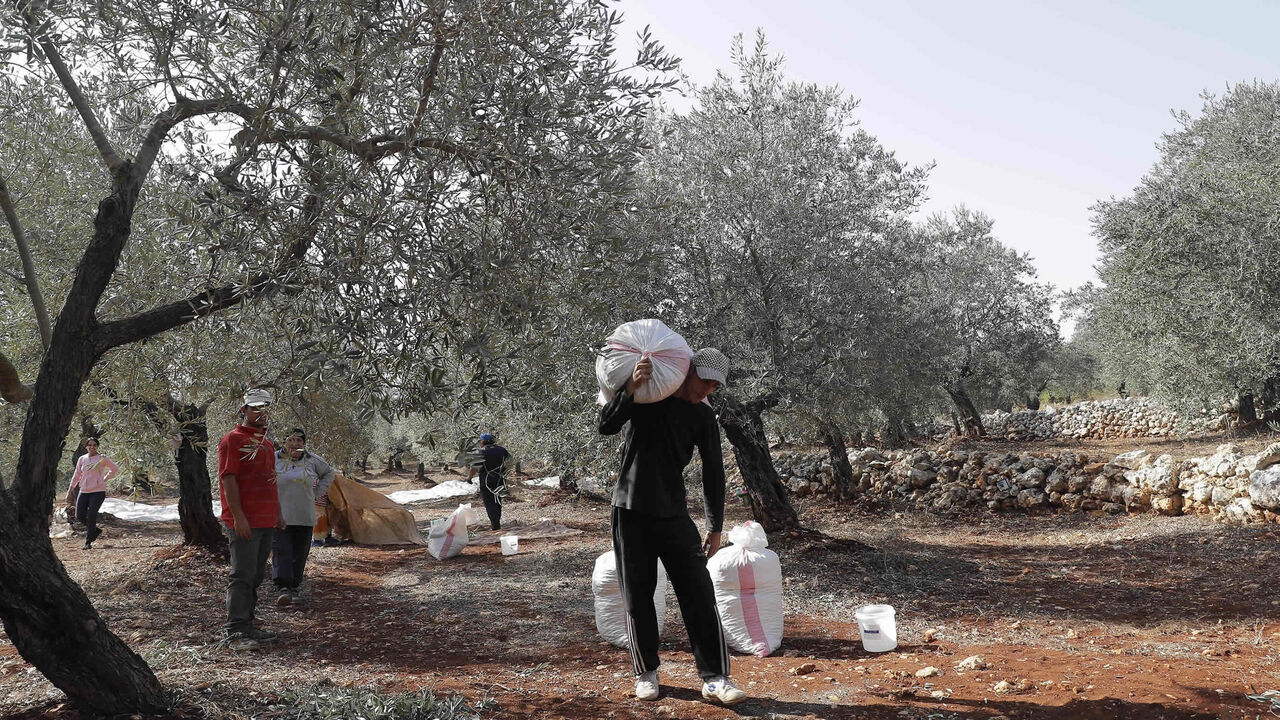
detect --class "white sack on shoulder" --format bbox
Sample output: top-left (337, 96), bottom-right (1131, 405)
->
top-left (591, 550), bottom-right (668, 648)
top-left (427, 503), bottom-right (479, 560)
top-left (595, 319), bottom-right (693, 405)
top-left (707, 521), bottom-right (784, 657)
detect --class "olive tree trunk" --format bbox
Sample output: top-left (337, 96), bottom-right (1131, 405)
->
top-left (819, 419), bottom-right (856, 500)
top-left (714, 395), bottom-right (798, 533)
top-left (170, 401), bottom-right (226, 551)
top-left (1, 184), bottom-right (167, 713)
top-left (944, 382), bottom-right (986, 437)
top-left (1237, 392), bottom-right (1258, 425)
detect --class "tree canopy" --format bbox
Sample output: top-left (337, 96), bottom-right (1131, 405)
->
top-left (1084, 82), bottom-right (1280, 414)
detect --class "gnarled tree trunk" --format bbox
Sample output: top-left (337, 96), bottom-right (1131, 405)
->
top-left (1, 183), bottom-right (167, 713)
top-left (1237, 392), bottom-right (1258, 425)
top-left (944, 382), bottom-right (985, 437)
top-left (819, 419), bottom-right (855, 500)
top-left (171, 401), bottom-right (225, 551)
top-left (1261, 375), bottom-right (1280, 423)
top-left (714, 395), bottom-right (798, 533)
top-left (0, 350), bottom-right (33, 403)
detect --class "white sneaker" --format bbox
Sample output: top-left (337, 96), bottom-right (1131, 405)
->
top-left (635, 670), bottom-right (659, 701)
top-left (702, 676), bottom-right (747, 705)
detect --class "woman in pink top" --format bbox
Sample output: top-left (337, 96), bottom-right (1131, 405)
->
top-left (65, 438), bottom-right (120, 549)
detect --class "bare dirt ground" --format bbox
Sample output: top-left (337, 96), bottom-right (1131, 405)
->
top-left (3, 458), bottom-right (1280, 719)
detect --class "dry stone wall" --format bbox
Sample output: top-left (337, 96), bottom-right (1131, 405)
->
top-left (774, 441), bottom-right (1280, 525)
top-left (980, 398), bottom-right (1225, 441)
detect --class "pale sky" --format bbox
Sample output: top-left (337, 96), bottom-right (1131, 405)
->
top-left (617, 0), bottom-right (1280, 292)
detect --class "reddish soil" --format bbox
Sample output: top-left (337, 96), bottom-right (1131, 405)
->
top-left (2, 464), bottom-right (1279, 719)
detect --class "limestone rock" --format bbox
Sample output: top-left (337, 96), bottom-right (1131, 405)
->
top-left (1224, 497), bottom-right (1258, 524)
top-left (909, 467), bottom-right (937, 488)
top-left (1152, 494), bottom-right (1183, 516)
top-left (1250, 466), bottom-right (1280, 511)
top-left (1016, 488), bottom-right (1047, 509)
top-left (1045, 469), bottom-right (1069, 494)
top-left (1253, 442), bottom-right (1280, 472)
top-left (1112, 449), bottom-right (1151, 470)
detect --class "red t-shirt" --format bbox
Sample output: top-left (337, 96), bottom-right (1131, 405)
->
top-left (217, 425), bottom-right (279, 528)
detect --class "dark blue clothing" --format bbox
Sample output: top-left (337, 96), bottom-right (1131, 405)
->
top-left (476, 445), bottom-right (507, 473)
top-left (475, 444), bottom-right (509, 530)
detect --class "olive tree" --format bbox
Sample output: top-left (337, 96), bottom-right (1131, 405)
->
top-left (904, 208), bottom-right (1058, 435)
top-left (1088, 82), bottom-right (1280, 418)
top-left (0, 0), bottom-right (674, 712)
top-left (634, 33), bottom-right (929, 529)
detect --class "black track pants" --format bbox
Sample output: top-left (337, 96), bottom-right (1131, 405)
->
top-left (611, 506), bottom-right (730, 680)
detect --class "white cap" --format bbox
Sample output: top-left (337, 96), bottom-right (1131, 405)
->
top-left (242, 388), bottom-right (273, 407)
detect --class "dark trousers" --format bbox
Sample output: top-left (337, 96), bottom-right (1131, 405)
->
top-left (225, 526), bottom-right (273, 635)
top-left (271, 525), bottom-right (314, 589)
top-left (479, 473), bottom-right (503, 530)
top-left (75, 490), bottom-right (106, 542)
top-left (611, 506), bottom-right (730, 681)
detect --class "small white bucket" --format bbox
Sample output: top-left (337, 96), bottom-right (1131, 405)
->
top-left (500, 535), bottom-right (519, 555)
top-left (854, 604), bottom-right (897, 652)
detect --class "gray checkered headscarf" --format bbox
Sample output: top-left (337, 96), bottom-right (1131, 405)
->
top-left (691, 348), bottom-right (729, 386)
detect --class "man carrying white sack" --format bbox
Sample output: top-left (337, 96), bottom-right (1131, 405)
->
top-left (597, 347), bottom-right (747, 705)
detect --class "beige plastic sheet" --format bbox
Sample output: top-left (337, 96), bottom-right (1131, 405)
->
top-left (326, 475), bottom-right (426, 546)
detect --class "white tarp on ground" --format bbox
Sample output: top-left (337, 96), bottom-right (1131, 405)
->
top-left (387, 480), bottom-right (477, 504)
top-left (99, 498), bottom-right (224, 522)
top-left (82, 481), bottom-right (476, 525)
top-left (529, 476), bottom-right (561, 488)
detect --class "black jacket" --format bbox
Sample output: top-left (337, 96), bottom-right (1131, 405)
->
top-left (598, 384), bottom-right (726, 532)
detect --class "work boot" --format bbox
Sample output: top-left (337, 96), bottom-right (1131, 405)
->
top-left (224, 631), bottom-right (260, 651)
top-left (635, 670), bottom-right (659, 701)
top-left (245, 626), bottom-right (277, 642)
top-left (276, 592), bottom-right (293, 607)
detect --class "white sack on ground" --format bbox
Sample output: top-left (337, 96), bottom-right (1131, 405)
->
top-left (595, 319), bottom-right (693, 405)
top-left (427, 503), bottom-right (480, 560)
top-left (592, 550), bottom-right (668, 648)
top-left (707, 521), bottom-right (784, 657)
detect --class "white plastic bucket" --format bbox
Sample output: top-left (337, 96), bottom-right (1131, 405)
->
top-left (855, 604), bottom-right (897, 652)
top-left (500, 535), bottom-right (519, 555)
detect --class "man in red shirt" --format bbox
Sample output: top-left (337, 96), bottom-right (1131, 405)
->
top-left (218, 388), bottom-right (284, 648)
